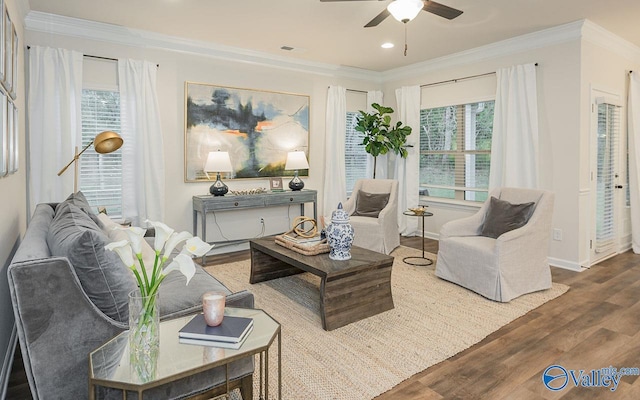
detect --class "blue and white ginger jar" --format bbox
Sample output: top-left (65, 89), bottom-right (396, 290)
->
top-left (326, 202), bottom-right (355, 261)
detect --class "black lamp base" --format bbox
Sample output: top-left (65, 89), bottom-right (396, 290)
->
top-left (288, 175), bottom-right (304, 191)
top-left (210, 175), bottom-right (228, 196)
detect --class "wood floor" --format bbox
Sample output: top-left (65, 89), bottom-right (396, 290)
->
top-left (6, 237), bottom-right (640, 399)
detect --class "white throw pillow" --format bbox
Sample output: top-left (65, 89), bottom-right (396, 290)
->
top-left (98, 213), bottom-right (157, 274)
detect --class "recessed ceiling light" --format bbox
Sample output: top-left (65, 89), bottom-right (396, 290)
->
top-left (381, 42), bottom-right (394, 49)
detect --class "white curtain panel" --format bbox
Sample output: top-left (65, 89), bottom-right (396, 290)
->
top-left (322, 86), bottom-right (347, 226)
top-left (118, 59), bottom-right (165, 226)
top-left (394, 86), bottom-right (420, 236)
top-left (489, 63), bottom-right (540, 189)
top-left (365, 90), bottom-right (387, 179)
top-left (628, 71), bottom-right (640, 253)
top-left (27, 46), bottom-right (83, 214)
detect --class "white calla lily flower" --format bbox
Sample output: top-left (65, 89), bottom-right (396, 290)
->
top-left (105, 240), bottom-right (135, 268)
top-left (120, 226), bottom-right (147, 256)
top-left (181, 237), bottom-right (213, 258)
top-left (162, 254), bottom-right (196, 285)
top-left (145, 220), bottom-right (174, 253)
top-left (163, 231), bottom-right (193, 260)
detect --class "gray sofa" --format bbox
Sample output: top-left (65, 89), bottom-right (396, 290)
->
top-left (8, 195), bottom-right (255, 399)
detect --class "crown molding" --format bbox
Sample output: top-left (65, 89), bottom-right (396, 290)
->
top-left (24, 11), bottom-right (381, 83)
top-left (581, 19), bottom-right (640, 64)
top-left (381, 20), bottom-right (586, 82)
top-left (23, 12), bottom-right (638, 84)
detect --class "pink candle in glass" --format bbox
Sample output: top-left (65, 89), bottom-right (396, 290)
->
top-left (202, 292), bottom-right (225, 326)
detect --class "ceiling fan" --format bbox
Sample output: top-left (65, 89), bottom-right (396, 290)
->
top-left (320, 0), bottom-right (463, 28)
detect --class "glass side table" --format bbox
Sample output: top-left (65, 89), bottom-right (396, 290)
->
top-left (89, 307), bottom-right (281, 400)
top-left (402, 210), bottom-right (434, 266)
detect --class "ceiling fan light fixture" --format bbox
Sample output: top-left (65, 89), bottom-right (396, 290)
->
top-left (387, 0), bottom-right (423, 23)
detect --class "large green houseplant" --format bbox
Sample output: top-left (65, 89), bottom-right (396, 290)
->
top-left (355, 103), bottom-right (412, 178)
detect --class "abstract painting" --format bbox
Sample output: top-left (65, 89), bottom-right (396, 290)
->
top-left (184, 82), bottom-right (310, 182)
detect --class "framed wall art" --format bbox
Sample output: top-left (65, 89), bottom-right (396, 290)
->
top-left (184, 82), bottom-right (310, 182)
top-left (0, 91), bottom-right (5, 177)
top-left (8, 98), bottom-right (16, 173)
top-left (3, 7), bottom-right (10, 95)
top-left (269, 177), bottom-right (283, 192)
top-left (0, 0), bottom-right (4, 84)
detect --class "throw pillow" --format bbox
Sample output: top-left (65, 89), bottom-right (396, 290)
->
top-left (480, 196), bottom-right (535, 239)
top-left (61, 191), bottom-right (102, 226)
top-left (47, 203), bottom-right (136, 323)
top-left (353, 190), bottom-right (390, 218)
top-left (98, 213), bottom-right (157, 275)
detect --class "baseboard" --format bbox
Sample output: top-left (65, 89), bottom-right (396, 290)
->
top-left (0, 324), bottom-right (17, 400)
top-left (548, 257), bottom-right (585, 272)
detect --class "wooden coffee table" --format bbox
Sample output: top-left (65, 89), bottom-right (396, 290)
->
top-left (249, 236), bottom-right (395, 331)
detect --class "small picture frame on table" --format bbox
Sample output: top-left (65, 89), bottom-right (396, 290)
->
top-left (270, 177), bottom-right (283, 192)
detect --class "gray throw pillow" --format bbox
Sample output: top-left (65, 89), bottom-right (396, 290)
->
top-left (480, 196), bottom-right (535, 239)
top-left (353, 190), bottom-right (390, 218)
top-left (62, 191), bottom-right (102, 227)
top-left (47, 202), bottom-right (136, 323)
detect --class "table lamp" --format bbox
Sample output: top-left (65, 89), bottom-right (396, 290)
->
top-left (57, 131), bottom-right (124, 192)
top-left (285, 151), bottom-right (309, 191)
top-left (204, 150), bottom-right (233, 196)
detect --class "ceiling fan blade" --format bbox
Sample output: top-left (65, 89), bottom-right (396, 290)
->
top-left (423, 0), bottom-right (463, 20)
top-left (364, 9), bottom-right (390, 27)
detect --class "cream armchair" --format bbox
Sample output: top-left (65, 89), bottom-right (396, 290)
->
top-left (343, 179), bottom-right (400, 255)
top-left (435, 187), bottom-right (555, 302)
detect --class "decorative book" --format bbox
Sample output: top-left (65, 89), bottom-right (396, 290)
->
top-left (179, 325), bottom-right (254, 350)
top-left (179, 314), bottom-right (253, 343)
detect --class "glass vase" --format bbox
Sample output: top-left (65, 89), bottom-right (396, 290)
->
top-left (128, 290), bottom-right (160, 382)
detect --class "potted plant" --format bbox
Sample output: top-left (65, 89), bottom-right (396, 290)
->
top-left (355, 103), bottom-right (412, 178)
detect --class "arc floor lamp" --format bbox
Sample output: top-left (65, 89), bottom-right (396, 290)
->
top-left (57, 131), bottom-right (124, 192)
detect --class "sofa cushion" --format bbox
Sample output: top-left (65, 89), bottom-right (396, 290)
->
top-left (158, 265), bottom-right (232, 319)
top-left (47, 202), bottom-right (136, 323)
top-left (480, 196), bottom-right (535, 239)
top-left (353, 190), bottom-right (390, 218)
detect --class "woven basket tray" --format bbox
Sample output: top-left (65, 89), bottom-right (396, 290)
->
top-left (274, 235), bottom-right (330, 256)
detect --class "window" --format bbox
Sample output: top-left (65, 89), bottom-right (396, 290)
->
top-left (345, 111), bottom-right (368, 195)
top-left (419, 101), bottom-right (494, 202)
top-left (80, 89), bottom-right (123, 217)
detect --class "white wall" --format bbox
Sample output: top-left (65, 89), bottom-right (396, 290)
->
top-left (25, 30), bottom-right (377, 253)
top-left (0, 0), bottom-right (27, 395)
top-left (381, 39), bottom-right (583, 269)
top-left (22, 17), bottom-right (640, 271)
top-left (579, 22), bottom-right (640, 266)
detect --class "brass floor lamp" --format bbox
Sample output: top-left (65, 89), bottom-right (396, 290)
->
top-left (57, 131), bottom-right (124, 192)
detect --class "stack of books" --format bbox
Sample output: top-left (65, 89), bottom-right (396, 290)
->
top-left (178, 314), bottom-right (254, 349)
top-left (282, 232), bottom-right (323, 247)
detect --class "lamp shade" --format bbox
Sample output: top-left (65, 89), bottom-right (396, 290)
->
top-left (387, 0), bottom-right (423, 22)
top-left (204, 151), bottom-right (233, 172)
top-left (285, 151), bottom-right (309, 170)
top-left (93, 131), bottom-right (123, 154)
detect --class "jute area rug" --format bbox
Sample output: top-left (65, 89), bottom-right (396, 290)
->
top-left (205, 246), bottom-right (569, 400)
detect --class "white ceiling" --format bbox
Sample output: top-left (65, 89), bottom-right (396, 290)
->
top-left (26, 0), bottom-right (640, 72)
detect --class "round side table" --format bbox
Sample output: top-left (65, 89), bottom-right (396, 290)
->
top-left (402, 210), bottom-right (434, 266)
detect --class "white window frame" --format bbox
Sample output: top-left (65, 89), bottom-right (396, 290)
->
top-left (419, 100), bottom-right (495, 204)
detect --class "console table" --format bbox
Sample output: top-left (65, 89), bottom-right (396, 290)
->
top-left (192, 190), bottom-right (317, 245)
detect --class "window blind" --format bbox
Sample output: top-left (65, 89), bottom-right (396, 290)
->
top-left (595, 101), bottom-right (621, 253)
top-left (419, 101), bottom-right (494, 202)
top-left (345, 111), bottom-right (368, 195)
top-left (80, 89), bottom-right (123, 217)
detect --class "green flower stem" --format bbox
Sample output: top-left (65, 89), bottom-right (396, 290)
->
top-left (137, 254), bottom-right (150, 290)
top-left (130, 267), bottom-right (146, 297)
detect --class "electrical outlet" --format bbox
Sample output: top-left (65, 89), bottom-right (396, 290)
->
top-left (260, 217), bottom-right (264, 224)
top-left (553, 228), bottom-right (562, 241)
